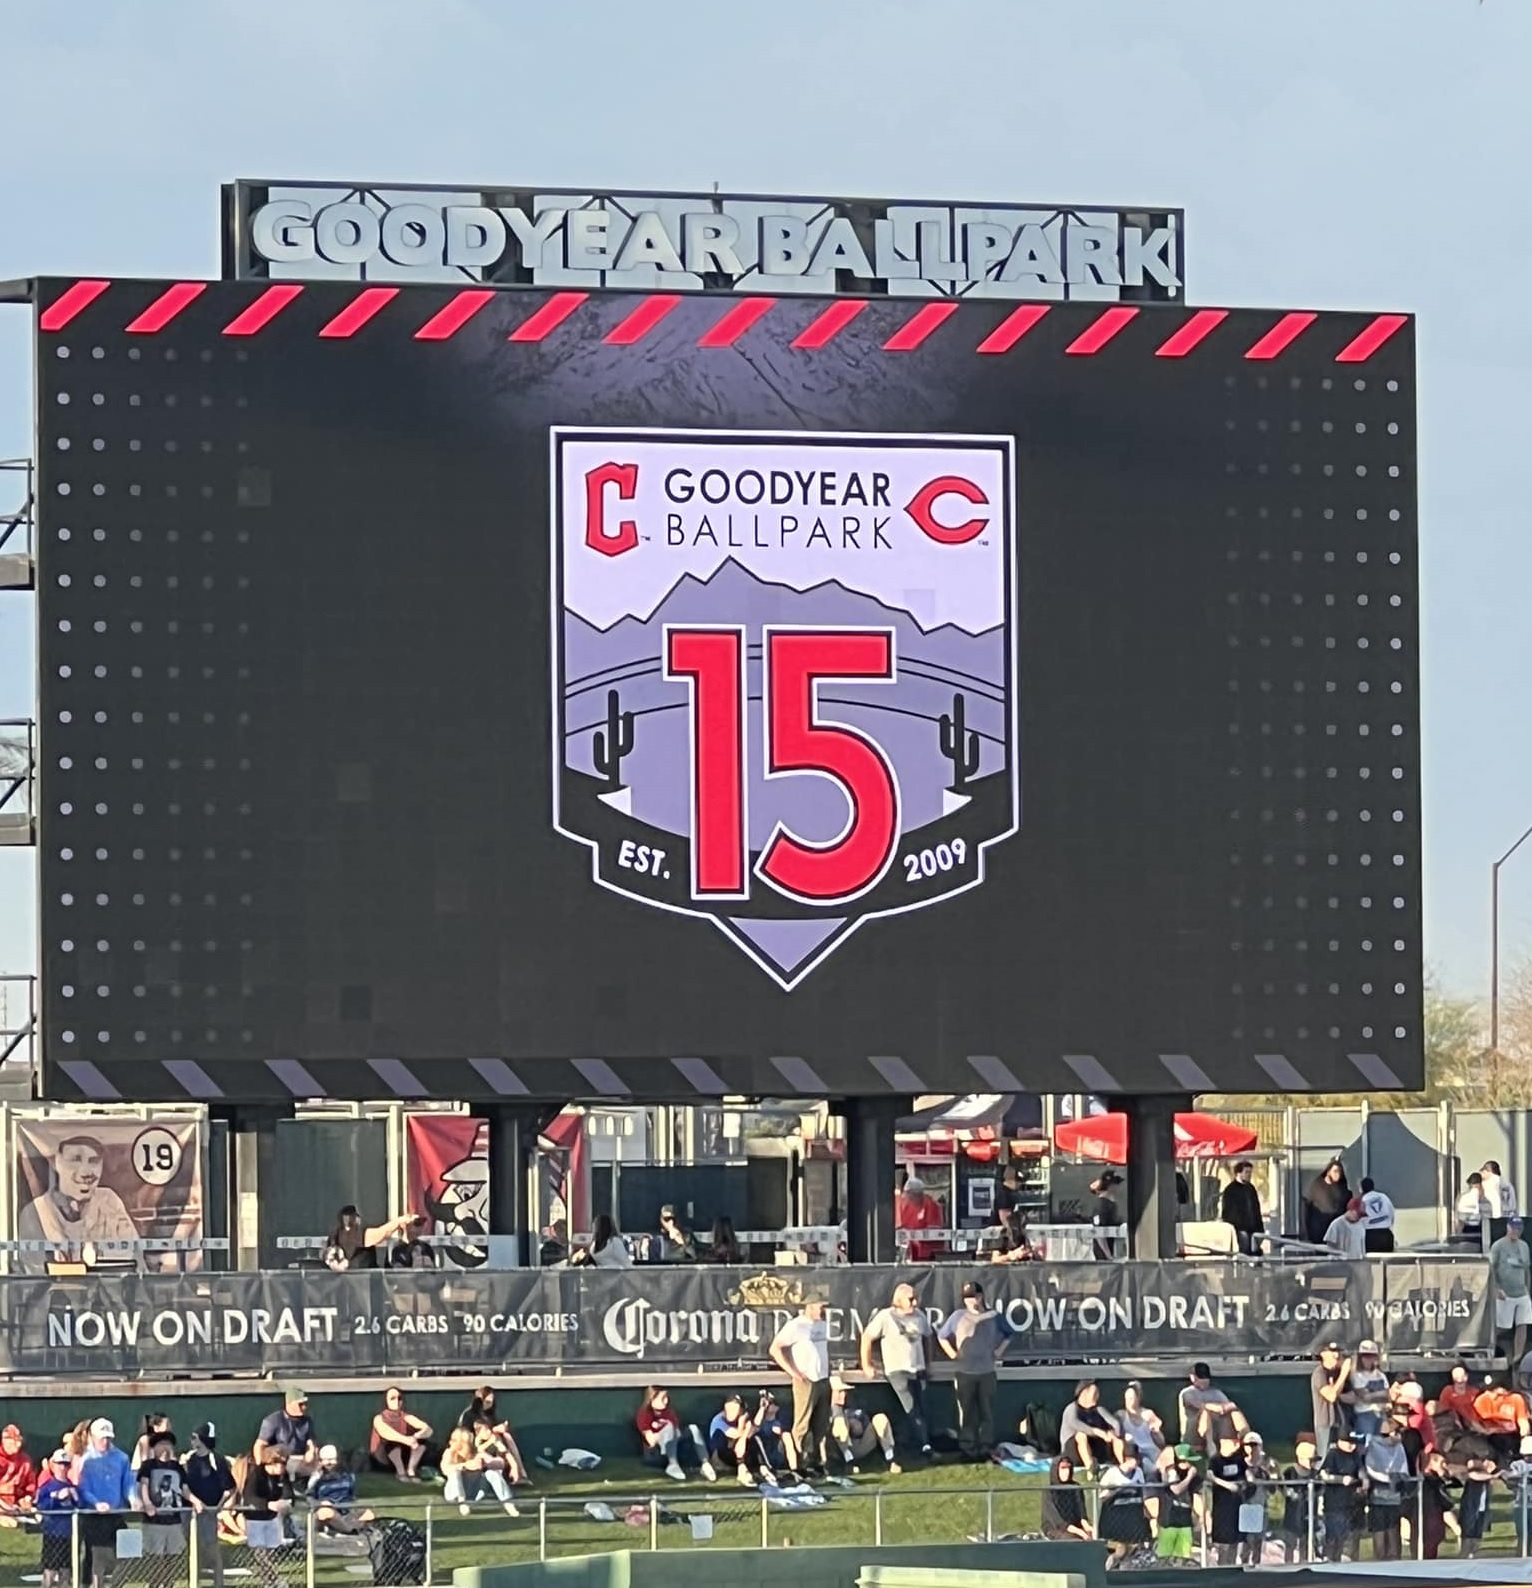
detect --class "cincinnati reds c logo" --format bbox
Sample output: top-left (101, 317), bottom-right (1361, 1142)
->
top-left (905, 475), bottom-right (989, 544)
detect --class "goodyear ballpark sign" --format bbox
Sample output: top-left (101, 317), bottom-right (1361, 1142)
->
top-left (222, 181), bottom-right (1184, 300)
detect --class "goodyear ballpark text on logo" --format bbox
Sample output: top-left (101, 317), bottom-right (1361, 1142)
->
top-left (229, 183), bottom-right (1183, 300)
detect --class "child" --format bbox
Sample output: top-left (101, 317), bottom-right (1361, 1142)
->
top-left (1459, 1457), bottom-right (1497, 1558)
top-left (35, 1449), bottom-right (79, 1588)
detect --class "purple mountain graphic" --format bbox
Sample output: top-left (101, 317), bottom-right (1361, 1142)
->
top-left (560, 559), bottom-right (1013, 980)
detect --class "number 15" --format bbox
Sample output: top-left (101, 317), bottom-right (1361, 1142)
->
top-left (664, 626), bottom-right (901, 908)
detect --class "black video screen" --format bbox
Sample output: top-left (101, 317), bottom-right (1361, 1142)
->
top-left (32, 278), bottom-right (1420, 1102)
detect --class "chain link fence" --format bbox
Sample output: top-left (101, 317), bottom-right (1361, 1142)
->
top-left (1, 1472), bottom-right (1530, 1585)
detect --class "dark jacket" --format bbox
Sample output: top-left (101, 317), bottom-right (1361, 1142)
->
top-left (1304, 1172), bottom-right (1349, 1245)
top-left (1220, 1180), bottom-right (1264, 1236)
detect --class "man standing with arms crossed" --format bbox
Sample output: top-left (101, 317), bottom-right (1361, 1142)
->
top-left (769, 1298), bottom-right (831, 1481)
top-left (859, 1281), bottom-right (933, 1458)
top-left (937, 1281), bottom-right (1015, 1463)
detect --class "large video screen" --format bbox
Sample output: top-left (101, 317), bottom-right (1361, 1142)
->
top-left (32, 278), bottom-right (1420, 1102)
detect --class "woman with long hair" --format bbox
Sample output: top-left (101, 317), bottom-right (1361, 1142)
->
top-left (636, 1386), bottom-right (714, 1482)
top-left (440, 1427), bottom-right (518, 1517)
top-left (571, 1213), bottom-right (632, 1268)
top-left (1302, 1161), bottom-right (1349, 1246)
top-left (706, 1217), bottom-right (742, 1264)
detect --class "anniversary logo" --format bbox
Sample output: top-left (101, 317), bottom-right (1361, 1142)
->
top-left (0, 1262), bottom-right (1487, 1379)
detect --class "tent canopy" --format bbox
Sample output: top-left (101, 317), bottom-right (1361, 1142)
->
top-left (1052, 1110), bottom-right (1257, 1164)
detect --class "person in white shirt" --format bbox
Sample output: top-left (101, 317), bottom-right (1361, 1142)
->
top-left (1458, 1173), bottom-right (1492, 1250)
top-left (1482, 1161), bottom-right (1518, 1243)
top-left (1324, 1198), bottom-right (1369, 1259)
top-left (769, 1299), bottom-right (831, 1478)
top-left (1359, 1178), bottom-right (1396, 1254)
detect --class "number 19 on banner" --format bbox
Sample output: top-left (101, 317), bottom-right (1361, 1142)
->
top-left (664, 626), bottom-right (901, 908)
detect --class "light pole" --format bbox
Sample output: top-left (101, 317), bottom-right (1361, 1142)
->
top-left (1491, 823), bottom-right (1532, 1054)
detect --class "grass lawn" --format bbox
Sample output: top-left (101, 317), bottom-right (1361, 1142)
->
top-left (0, 1454), bottom-right (1527, 1583)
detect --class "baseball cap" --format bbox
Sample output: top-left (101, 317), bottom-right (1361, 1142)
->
top-left (194, 1422), bottom-right (217, 1448)
top-left (319, 1444), bottom-right (339, 1462)
top-left (1347, 1197), bottom-right (1364, 1214)
top-left (1243, 1431), bottom-right (1264, 1446)
top-left (1358, 1338), bottom-right (1379, 1354)
top-left (961, 1280), bottom-right (984, 1299)
top-left (1173, 1443), bottom-right (1198, 1462)
top-left (49, 1449), bottom-right (68, 1465)
top-left (1191, 1361), bottom-right (1211, 1379)
top-left (89, 1418), bottom-right (114, 1440)
top-left (1397, 1382), bottom-right (1425, 1405)
top-left (903, 1176), bottom-right (925, 1194)
top-left (286, 1386), bottom-right (308, 1402)
top-left (1512, 1215), bottom-right (1525, 1228)
top-left (1320, 1341), bottom-right (1342, 1354)
top-left (659, 1205), bottom-right (675, 1219)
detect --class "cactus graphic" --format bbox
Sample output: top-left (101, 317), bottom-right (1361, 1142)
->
top-left (938, 691), bottom-right (981, 793)
top-left (592, 688), bottom-right (635, 790)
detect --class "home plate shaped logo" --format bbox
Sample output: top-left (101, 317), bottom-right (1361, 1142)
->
top-left (550, 427), bottom-right (1019, 990)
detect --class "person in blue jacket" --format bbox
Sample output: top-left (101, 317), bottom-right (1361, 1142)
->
top-left (35, 1449), bottom-right (79, 1588)
top-left (76, 1418), bottom-right (134, 1588)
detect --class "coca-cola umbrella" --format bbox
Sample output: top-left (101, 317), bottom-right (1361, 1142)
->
top-left (1052, 1111), bottom-right (1258, 1164)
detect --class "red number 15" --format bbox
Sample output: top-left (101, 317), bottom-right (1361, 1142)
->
top-left (664, 627), bottom-right (900, 907)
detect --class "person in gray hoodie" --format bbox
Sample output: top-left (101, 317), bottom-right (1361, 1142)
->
top-left (936, 1281), bottom-right (1014, 1462)
top-left (1363, 1421), bottom-right (1408, 1561)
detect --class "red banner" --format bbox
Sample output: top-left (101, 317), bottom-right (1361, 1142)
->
top-left (405, 1115), bottom-right (488, 1268)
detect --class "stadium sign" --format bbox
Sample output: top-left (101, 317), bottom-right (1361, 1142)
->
top-left (222, 180), bottom-right (1184, 299)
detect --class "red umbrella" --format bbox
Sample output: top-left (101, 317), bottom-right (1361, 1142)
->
top-left (1052, 1111), bottom-right (1257, 1164)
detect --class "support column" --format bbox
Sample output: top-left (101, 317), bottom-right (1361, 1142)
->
top-left (844, 1096), bottom-right (905, 1264)
top-left (1122, 1093), bottom-right (1189, 1260)
top-left (485, 1104), bottom-right (561, 1266)
top-left (216, 1104), bottom-right (292, 1271)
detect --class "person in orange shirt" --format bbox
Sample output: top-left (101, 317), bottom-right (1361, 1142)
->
top-left (895, 1177), bottom-right (945, 1262)
top-left (1437, 1361), bottom-right (1483, 1426)
top-left (1472, 1375), bottom-right (1530, 1455)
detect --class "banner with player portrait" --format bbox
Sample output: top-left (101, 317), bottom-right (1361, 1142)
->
top-left (12, 1117), bottom-right (204, 1272)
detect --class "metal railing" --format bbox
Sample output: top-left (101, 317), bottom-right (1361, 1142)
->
top-left (14, 1471), bottom-right (1531, 1584)
top-left (0, 720), bottom-right (34, 840)
top-left (0, 459), bottom-right (32, 559)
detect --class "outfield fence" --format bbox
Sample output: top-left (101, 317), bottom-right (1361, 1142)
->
top-left (4, 1474), bottom-right (1531, 1586)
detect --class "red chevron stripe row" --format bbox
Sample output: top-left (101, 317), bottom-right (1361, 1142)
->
top-left (37, 280), bottom-right (1411, 363)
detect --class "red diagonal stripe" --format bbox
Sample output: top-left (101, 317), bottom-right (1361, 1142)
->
top-left (222, 285), bottom-right (305, 337)
top-left (1245, 311), bottom-right (1317, 360)
top-left (318, 287), bottom-right (400, 340)
top-left (125, 282), bottom-right (206, 335)
top-left (883, 301), bottom-right (961, 351)
top-left (605, 294), bottom-right (683, 346)
top-left (976, 303), bottom-right (1050, 355)
top-left (697, 297), bottom-right (775, 348)
top-left (508, 292), bottom-right (587, 343)
top-left (39, 280), bottom-right (110, 332)
top-left (1335, 313), bottom-right (1409, 364)
top-left (791, 300), bottom-right (868, 349)
top-left (1066, 306), bottom-right (1139, 355)
top-left (414, 289), bottom-right (497, 342)
top-left (1155, 308), bottom-right (1229, 358)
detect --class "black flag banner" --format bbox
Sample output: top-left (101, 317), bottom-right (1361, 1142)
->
top-left (0, 1259), bottom-right (1487, 1379)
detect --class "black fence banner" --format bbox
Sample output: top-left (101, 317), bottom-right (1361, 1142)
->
top-left (0, 1259), bottom-right (1490, 1379)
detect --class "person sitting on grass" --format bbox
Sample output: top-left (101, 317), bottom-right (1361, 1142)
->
top-left (707, 1394), bottom-right (766, 1488)
top-left (828, 1377), bottom-right (899, 1475)
top-left (440, 1428), bottom-right (519, 1518)
top-left (1040, 1455), bottom-right (1093, 1542)
top-left (306, 1445), bottom-right (375, 1536)
top-left (1061, 1381), bottom-right (1124, 1474)
top-left (751, 1389), bottom-right (801, 1480)
top-left (635, 1387), bottom-right (714, 1482)
top-left (370, 1387), bottom-right (434, 1481)
top-left (457, 1388), bottom-right (528, 1486)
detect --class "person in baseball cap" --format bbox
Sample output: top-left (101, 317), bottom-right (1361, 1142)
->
top-left (938, 1277), bottom-right (1013, 1462)
top-left (1491, 1211), bottom-right (1532, 1364)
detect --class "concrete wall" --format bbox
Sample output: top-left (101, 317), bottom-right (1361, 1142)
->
top-left (453, 1542), bottom-right (1102, 1588)
top-left (0, 1374), bottom-right (1330, 1465)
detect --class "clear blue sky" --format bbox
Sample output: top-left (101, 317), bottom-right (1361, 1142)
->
top-left (0, 0), bottom-right (1526, 1011)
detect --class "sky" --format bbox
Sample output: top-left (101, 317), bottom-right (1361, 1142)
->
top-left (0, 0), bottom-right (1527, 1012)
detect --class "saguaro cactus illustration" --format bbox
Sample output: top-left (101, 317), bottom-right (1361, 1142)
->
top-left (938, 691), bottom-right (980, 792)
top-left (592, 688), bottom-right (635, 790)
